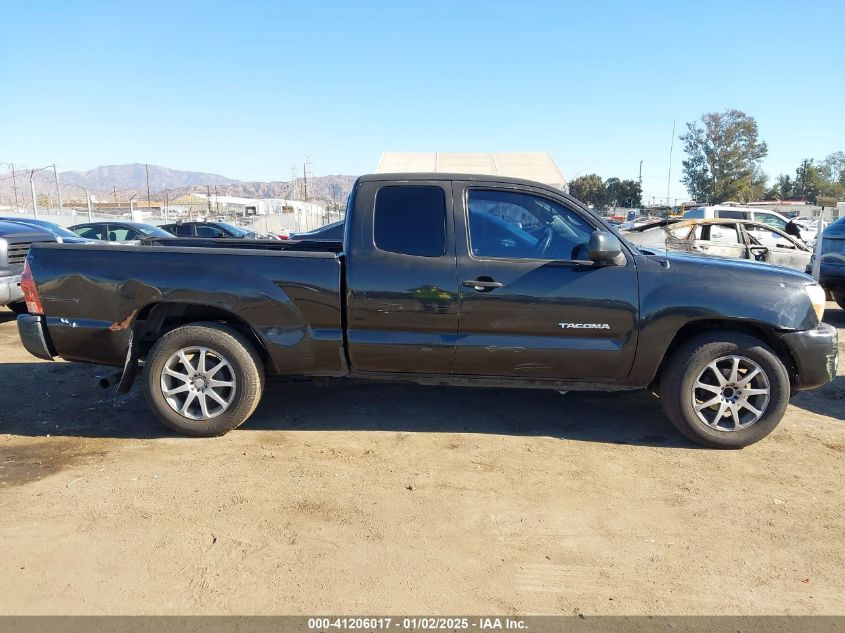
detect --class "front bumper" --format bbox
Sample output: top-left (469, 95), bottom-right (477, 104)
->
top-left (780, 322), bottom-right (839, 391)
top-left (17, 314), bottom-right (55, 361)
top-left (0, 272), bottom-right (22, 306)
top-left (819, 262), bottom-right (845, 293)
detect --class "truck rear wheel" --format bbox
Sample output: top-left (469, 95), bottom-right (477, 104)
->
top-left (833, 292), bottom-right (845, 311)
top-left (659, 332), bottom-right (790, 448)
top-left (144, 322), bottom-right (264, 436)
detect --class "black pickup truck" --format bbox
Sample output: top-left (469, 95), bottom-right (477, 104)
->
top-left (17, 174), bottom-right (838, 448)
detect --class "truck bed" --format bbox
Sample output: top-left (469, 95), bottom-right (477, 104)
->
top-left (27, 241), bottom-right (346, 376)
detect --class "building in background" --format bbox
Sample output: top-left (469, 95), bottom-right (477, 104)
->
top-left (375, 152), bottom-right (566, 190)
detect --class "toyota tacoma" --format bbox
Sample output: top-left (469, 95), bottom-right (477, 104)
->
top-left (16, 174), bottom-right (838, 447)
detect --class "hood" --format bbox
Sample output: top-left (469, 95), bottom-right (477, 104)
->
top-left (823, 217), bottom-right (845, 238)
top-left (649, 249), bottom-right (814, 285)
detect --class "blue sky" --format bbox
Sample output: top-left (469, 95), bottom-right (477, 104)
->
top-left (2, 0), bottom-right (843, 202)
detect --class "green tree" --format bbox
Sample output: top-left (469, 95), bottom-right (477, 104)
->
top-left (568, 174), bottom-right (606, 207)
top-left (604, 177), bottom-right (621, 207)
top-left (616, 179), bottom-right (643, 207)
top-left (680, 109), bottom-right (768, 203)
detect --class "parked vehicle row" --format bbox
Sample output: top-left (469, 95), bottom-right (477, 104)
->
top-left (16, 173), bottom-right (838, 449)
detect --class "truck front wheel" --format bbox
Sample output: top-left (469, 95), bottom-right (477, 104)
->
top-left (659, 332), bottom-right (790, 448)
top-left (144, 322), bottom-right (264, 436)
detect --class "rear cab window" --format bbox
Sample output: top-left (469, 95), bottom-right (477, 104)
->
top-left (374, 186), bottom-right (446, 257)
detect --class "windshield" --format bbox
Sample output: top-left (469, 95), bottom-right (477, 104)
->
top-left (217, 222), bottom-right (251, 237)
top-left (138, 224), bottom-right (176, 237)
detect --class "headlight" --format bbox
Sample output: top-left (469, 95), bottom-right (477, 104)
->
top-left (806, 283), bottom-right (826, 323)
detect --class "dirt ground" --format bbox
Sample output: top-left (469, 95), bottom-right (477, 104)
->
top-left (0, 307), bottom-right (843, 616)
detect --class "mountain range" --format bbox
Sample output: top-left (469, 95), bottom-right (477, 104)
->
top-left (0, 163), bottom-right (356, 206)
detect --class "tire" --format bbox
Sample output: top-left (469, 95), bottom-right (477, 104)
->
top-left (833, 292), bottom-right (845, 311)
top-left (659, 332), bottom-right (790, 449)
top-left (7, 301), bottom-right (27, 315)
top-left (143, 322), bottom-right (264, 436)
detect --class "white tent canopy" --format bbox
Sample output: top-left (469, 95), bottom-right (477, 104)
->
top-left (375, 152), bottom-right (566, 190)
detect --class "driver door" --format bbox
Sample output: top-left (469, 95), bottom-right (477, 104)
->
top-left (452, 181), bottom-right (639, 380)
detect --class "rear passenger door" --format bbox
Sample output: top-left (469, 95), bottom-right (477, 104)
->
top-left (688, 224), bottom-right (749, 260)
top-left (345, 180), bottom-right (459, 374)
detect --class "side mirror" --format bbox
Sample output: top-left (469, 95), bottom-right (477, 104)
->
top-left (588, 231), bottom-right (625, 265)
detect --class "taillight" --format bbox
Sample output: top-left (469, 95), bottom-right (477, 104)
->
top-left (20, 259), bottom-right (43, 315)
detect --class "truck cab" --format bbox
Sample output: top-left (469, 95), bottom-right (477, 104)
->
top-left (344, 175), bottom-right (637, 380)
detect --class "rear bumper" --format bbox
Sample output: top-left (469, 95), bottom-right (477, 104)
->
top-left (0, 272), bottom-right (22, 306)
top-left (780, 322), bottom-right (838, 391)
top-left (16, 314), bottom-right (55, 361)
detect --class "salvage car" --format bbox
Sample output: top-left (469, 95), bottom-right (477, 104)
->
top-left (624, 218), bottom-right (812, 272)
top-left (0, 221), bottom-right (55, 314)
top-left (16, 173), bottom-right (838, 448)
top-left (683, 205), bottom-right (814, 244)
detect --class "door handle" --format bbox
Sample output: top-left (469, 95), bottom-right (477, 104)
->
top-left (463, 278), bottom-right (503, 292)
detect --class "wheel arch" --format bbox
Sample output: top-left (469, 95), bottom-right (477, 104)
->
top-left (650, 319), bottom-right (799, 391)
top-left (133, 301), bottom-right (274, 372)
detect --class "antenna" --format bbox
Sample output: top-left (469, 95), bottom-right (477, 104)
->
top-left (667, 121), bottom-right (676, 209)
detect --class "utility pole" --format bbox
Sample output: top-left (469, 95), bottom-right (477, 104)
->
top-left (145, 163), bottom-right (151, 209)
top-left (113, 185), bottom-right (117, 205)
top-left (303, 163), bottom-right (308, 201)
top-left (800, 159), bottom-right (809, 200)
top-left (129, 193), bottom-right (137, 219)
top-left (86, 190), bottom-right (92, 221)
top-left (638, 160), bottom-right (643, 186)
top-left (30, 169), bottom-right (38, 218)
top-left (206, 184), bottom-right (212, 215)
top-left (10, 163), bottom-right (19, 211)
top-left (163, 187), bottom-right (169, 222)
top-left (214, 185), bottom-right (220, 214)
top-left (53, 163), bottom-right (63, 212)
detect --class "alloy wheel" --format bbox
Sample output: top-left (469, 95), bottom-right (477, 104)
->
top-left (691, 355), bottom-right (770, 431)
top-left (160, 346), bottom-right (236, 420)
